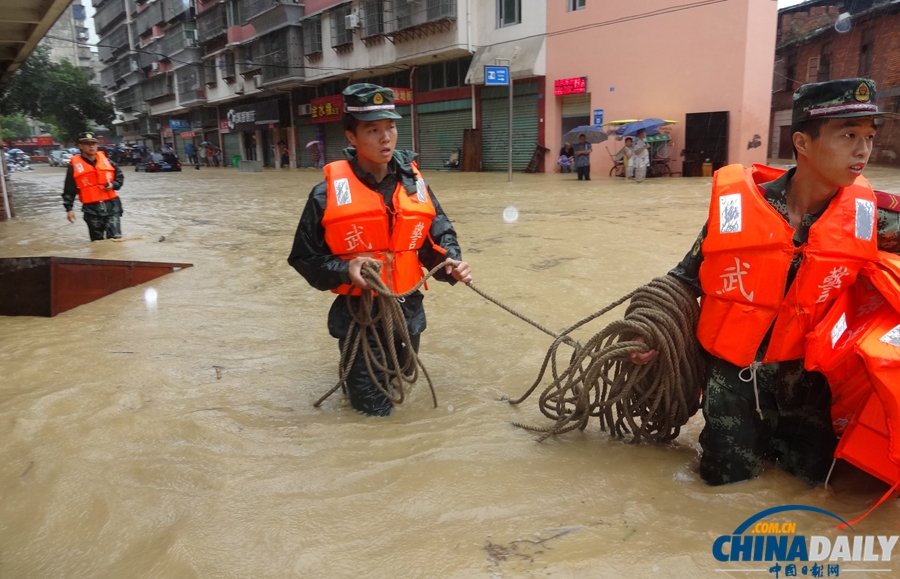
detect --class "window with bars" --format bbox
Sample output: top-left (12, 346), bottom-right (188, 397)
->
top-left (498, 0), bottom-right (521, 27)
top-left (818, 42), bottom-right (832, 82)
top-left (416, 55), bottom-right (472, 93)
top-left (785, 51), bottom-right (797, 92)
top-left (303, 17), bottom-right (322, 55)
top-left (222, 52), bottom-right (236, 79)
top-left (858, 28), bottom-right (875, 77)
top-left (204, 59), bottom-right (218, 86)
top-left (569, 0), bottom-right (586, 11)
top-left (331, 6), bottom-right (353, 48)
top-left (361, 0), bottom-right (384, 38)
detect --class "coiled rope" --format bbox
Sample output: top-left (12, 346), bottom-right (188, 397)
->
top-left (507, 276), bottom-right (705, 443)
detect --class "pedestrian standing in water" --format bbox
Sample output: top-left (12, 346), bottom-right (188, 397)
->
top-left (631, 78), bottom-right (900, 486)
top-left (631, 129), bottom-right (650, 183)
top-left (573, 133), bottom-right (592, 181)
top-left (62, 132), bottom-right (125, 241)
top-left (288, 83), bottom-right (471, 417)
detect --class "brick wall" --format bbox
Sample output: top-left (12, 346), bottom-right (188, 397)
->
top-left (779, 6), bottom-right (841, 44)
top-left (774, 8), bottom-right (900, 165)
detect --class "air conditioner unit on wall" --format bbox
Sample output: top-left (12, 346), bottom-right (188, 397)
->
top-left (297, 103), bottom-right (311, 115)
top-left (150, 62), bottom-right (160, 72)
top-left (253, 75), bottom-right (263, 88)
top-left (346, 13), bottom-right (360, 29)
top-left (235, 83), bottom-right (245, 95)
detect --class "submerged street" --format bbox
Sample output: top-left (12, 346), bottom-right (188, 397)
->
top-left (2, 165), bottom-right (900, 578)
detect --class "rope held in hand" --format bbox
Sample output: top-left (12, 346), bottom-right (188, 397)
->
top-left (313, 260), bottom-right (456, 409)
top-left (507, 276), bottom-right (705, 443)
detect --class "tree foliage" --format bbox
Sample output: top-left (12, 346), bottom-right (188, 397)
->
top-left (0, 46), bottom-right (114, 143)
top-left (0, 113), bottom-right (32, 142)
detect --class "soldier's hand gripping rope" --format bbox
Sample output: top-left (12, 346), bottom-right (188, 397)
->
top-left (506, 276), bottom-right (705, 443)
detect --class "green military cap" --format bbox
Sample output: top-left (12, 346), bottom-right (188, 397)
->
top-left (342, 83), bottom-right (402, 121)
top-left (77, 132), bottom-right (98, 143)
top-left (792, 78), bottom-right (900, 124)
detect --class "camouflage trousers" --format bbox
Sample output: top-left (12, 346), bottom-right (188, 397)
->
top-left (338, 329), bottom-right (420, 417)
top-left (698, 355), bottom-right (836, 486)
top-left (84, 213), bottom-right (122, 241)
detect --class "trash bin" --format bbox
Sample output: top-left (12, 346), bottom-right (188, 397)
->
top-left (232, 155), bottom-right (241, 168)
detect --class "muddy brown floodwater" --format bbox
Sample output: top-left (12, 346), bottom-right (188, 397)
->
top-left (2, 163), bottom-right (900, 578)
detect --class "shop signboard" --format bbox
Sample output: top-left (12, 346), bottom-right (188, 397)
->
top-left (169, 119), bottom-right (191, 129)
top-left (219, 119), bottom-right (230, 134)
top-left (162, 128), bottom-right (173, 138)
top-left (224, 100), bottom-right (281, 131)
top-left (389, 87), bottom-right (413, 105)
top-left (485, 66), bottom-right (509, 86)
top-left (554, 77), bottom-right (588, 96)
top-left (310, 95), bottom-right (343, 124)
top-left (178, 131), bottom-right (195, 139)
top-left (593, 108), bottom-right (604, 127)
top-left (11, 136), bottom-right (55, 147)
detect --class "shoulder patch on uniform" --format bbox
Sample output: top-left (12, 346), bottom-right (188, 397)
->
top-left (875, 190), bottom-right (900, 212)
top-left (334, 178), bottom-right (351, 206)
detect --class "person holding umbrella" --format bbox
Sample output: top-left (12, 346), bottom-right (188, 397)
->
top-left (631, 129), bottom-right (651, 182)
top-left (572, 134), bottom-right (592, 181)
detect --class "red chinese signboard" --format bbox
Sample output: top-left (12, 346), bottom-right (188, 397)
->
top-left (11, 136), bottom-right (55, 147)
top-left (163, 128), bottom-right (173, 138)
top-left (554, 77), bottom-right (588, 96)
top-left (389, 87), bottom-right (413, 105)
top-left (219, 119), bottom-right (230, 134)
top-left (310, 95), bottom-right (343, 124)
top-left (178, 131), bottom-right (195, 139)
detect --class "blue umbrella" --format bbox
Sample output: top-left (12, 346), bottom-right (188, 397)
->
top-left (620, 118), bottom-right (669, 137)
top-left (562, 125), bottom-right (608, 144)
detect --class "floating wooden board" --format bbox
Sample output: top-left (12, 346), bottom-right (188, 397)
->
top-left (0, 257), bottom-right (192, 317)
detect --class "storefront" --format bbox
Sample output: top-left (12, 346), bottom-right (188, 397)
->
top-left (294, 118), bottom-right (320, 168)
top-left (480, 81), bottom-right (541, 172)
top-left (222, 99), bottom-right (287, 166)
top-left (311, 95), bottom-right (344, 164)
top-left (390, 87), bottom-right (413, 154)
top-left (218, 119), bottom-right (239, 167)
top-left (416, 99), bottom-right (471, 171)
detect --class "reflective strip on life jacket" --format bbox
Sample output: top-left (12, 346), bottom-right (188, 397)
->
top-left (321, 160), bottom-right (437, 295)
top-left (698, 163), bottom-right (877, 367)
top-left (71, 152), bottom-right (117, 205)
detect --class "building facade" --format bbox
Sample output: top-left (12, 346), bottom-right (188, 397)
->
top-left (98, 0), bottom-right (548, 170)
top-left (41, 1), bottom-right (101, 81)
top-left (770, 0), bottom-right (900, 165)
top-left (545, 0), bottom-right (777, 176)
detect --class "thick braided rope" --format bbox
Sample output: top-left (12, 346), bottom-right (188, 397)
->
top-left (313, 260), bottom-right (455, 409)
top-left (508, 276), bottom-right (704, 443)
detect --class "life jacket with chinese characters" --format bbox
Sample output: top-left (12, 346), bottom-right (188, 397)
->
top-left (321, 160), bottom-right (444, 296)
top-left (697, 164), bottom-right (877, 367)
top-left (71, 152), bottom-right (117, 205)
top-left (804, 252), bottom-right (900, 487)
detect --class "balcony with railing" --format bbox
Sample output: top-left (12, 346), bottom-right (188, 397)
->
top-left (158, 22), bottom-right (202, 69)
top-left (138, 115), bottom-right (161, 137)
top-left (390, 0), bottom-right (456, 41)
top-left (115, 86), bottom-right (138, 111)
top-left (142, 73), bottom-right (174, 101)
top-left (176, 66), bottom-right (206, 107)
top-left (163, 0), bottom-right (191, 23)
top-left (258, 26), bottom-right (304, 87)
top-left (360, 0), bottom-right (384, 40)
top-left (134, 1), bottom-right (165, 36)
top-left (94, 0), bottom-right (127, 35)
top-left (221, 52), bottom-right (236, 81)
top-left (239, 0), bottom-right (304, 43)
top-left (112, 55), bottom-right (143, 87)
top-left (302, 17), bottom-right (321, 58)
top-left (138, 40), bottom-right (160, 69)
top-left (330, 5), bottom-right (352, 51)
top-left (98, 22), bottom-right (131, 62)
top-left (197, 3), bottom-right (227, 44)
top-left (100, 66), bottom-right (117, 90)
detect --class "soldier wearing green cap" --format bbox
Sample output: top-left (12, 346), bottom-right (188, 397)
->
top-left (629, 78), bottom-right (900, 486)
top-left (62, 131), bottom-right (125, 241)
top-left (288, 83), bottom-right (471, 417)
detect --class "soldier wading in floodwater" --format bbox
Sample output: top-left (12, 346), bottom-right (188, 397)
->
top-left (288, 83), bottom-right (471, 416)
top-left (62, 132), bottom-right (125, 241)
top-left (632, 78), bottom-right (900, 486)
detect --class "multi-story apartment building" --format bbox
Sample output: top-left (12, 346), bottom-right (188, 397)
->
top-left (100, 0), bottom-right (548, 170)
top-left (41, 0), bottom-right (101, 81)
top-left (769, 0), bottom-right (900, 165)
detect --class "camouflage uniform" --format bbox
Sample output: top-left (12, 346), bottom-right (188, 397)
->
top-left (83, 212), bottom-right (122, 241)
top-left (62, 145), bottom-right (125, 241)
top-left (671, 168), bottom-right (900, 486)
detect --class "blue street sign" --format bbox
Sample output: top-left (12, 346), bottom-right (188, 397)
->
top-left (169, 119), bottom-right (191, 130)
top-left (593, 108), bottom-right (604, 127)
top-left (484, 66), bottom-right (510, 86)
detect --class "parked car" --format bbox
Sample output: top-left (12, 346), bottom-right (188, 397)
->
top-left (48, 150), bottom-right (72, 167)
top-left (135, 152), bottom-right (182, 173)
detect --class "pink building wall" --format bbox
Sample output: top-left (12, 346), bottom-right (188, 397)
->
top-left (545, 0), bottom-right (777, 170)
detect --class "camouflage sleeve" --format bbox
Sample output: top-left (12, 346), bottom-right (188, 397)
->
top-left (876, 208), bottom-right (900, 255)
top-left (667, 223), bottom-right (707, 296)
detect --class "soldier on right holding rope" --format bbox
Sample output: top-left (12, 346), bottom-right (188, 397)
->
top-left (633, 79), bottom-right (900, 486)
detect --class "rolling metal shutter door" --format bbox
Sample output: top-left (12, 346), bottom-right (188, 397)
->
top-left (222, 132), bottom-right (240, 163)
top-left (295, 123), bottom-right (318, 167)
top-left (561, 93), bottom-right (591, 118)
top-left (481, 83), bottom-right (539, 172)
top-left (416, 100), bottom-right (471, 171)
top-left (395, 106), bottom-right (412, 153)
top-left (324, 122), bottom-right (346, 163)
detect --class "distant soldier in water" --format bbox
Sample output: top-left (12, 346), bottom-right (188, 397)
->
top-left (62, 132), bottom-right (125, 241)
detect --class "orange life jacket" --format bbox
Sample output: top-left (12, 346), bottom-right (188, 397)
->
top-left (805, 252), bottom-right (900, 485)
top-left (71, 152), bottom-right (117, 204)
top-left (697, 164), bottom-right (877, 367)
top-left (321, 160), bottom-right (443, 295)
